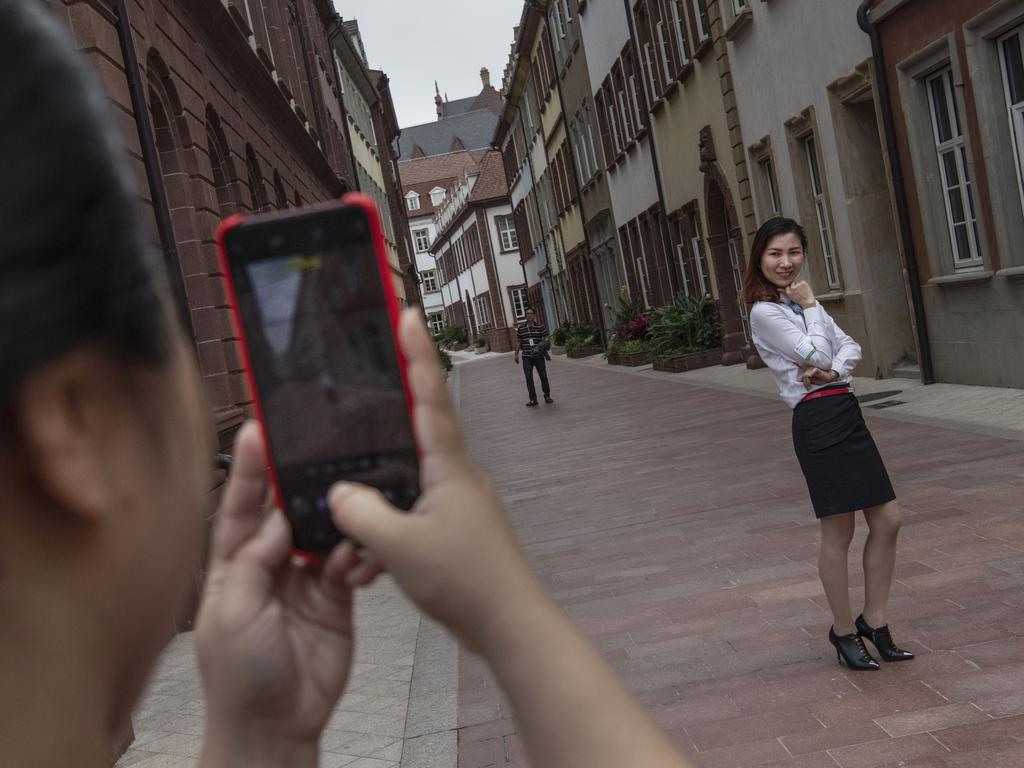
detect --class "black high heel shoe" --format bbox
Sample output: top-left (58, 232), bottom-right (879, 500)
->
top-left (829, 627), bottom-right (880, 670)
top-left (856, 614), bottom-right (914, 662)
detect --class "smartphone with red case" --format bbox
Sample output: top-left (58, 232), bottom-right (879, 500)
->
top-left (216, 194), bottom-right (420, 556)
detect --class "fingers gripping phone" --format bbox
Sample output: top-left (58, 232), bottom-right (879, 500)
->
top-left (216, 194), bottom-right (420, 556)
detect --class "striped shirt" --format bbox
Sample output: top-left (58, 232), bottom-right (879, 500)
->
top-left (517, 321), bottom-right (548, 358)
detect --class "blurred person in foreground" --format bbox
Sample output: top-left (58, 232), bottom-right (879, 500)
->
top-left (0, 3), bottom-right (690, 767)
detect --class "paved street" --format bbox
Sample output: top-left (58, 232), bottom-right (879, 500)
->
top-left (457, 354), bottom-right (1024, 768)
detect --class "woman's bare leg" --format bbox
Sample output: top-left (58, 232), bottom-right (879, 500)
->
top-left (861, 500), bottom-right (902, 627)
top-left (819, 512), bottom-right (856, 634)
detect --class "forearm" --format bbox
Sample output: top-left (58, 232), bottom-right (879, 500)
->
top-left (479, 584), bottom-right (690, 768)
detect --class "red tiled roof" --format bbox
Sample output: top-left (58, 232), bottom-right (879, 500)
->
top-left (398, 149), bottom-right (487, 187)
top-left (468, 150), bottom-right (510, 203)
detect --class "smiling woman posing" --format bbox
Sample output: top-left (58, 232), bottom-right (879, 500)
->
top-left (742, 217), bottom-right (914, 671)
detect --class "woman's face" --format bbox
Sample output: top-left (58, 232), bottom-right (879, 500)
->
top-left (760, 233), bottom-right (805, 289)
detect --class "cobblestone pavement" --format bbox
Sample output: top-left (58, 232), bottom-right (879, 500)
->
top-left (456, 354), bottom-right (1024, 768)
top-left (117, 578), bottom-right (458, 768)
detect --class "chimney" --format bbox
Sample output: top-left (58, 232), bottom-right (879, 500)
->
top-left (435, 80), bottom-right (443, 120)
top-left (480, 67), bottom-right (491, 89)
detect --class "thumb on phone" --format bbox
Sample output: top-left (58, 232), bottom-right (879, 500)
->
top-left (329, 482), bottom-right (405, 560)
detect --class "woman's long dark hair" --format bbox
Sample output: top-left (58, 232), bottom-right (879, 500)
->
top-left (740, 217), bottom-right (809, 305)
top-left (0, 1), bottom-right (170, 403)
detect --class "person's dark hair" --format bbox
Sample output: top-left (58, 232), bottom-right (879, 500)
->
top-left (0, 1), bottom-right (170, 403)
top-left (741, 217), bottom-right (809, 305)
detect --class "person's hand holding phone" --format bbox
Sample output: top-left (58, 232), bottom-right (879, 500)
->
top-left (195, 422), bottom-right (364, 767)
top-left (329, 310), bottom-right (544, 653)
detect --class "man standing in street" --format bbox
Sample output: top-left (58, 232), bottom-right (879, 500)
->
top-left (514, 307), bottom-right (554, 407)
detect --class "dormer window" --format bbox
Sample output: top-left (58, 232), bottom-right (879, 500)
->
top-left (429, 186), bottom-right (446, 206)
top-left (405, 191), bottom-right (421, 211)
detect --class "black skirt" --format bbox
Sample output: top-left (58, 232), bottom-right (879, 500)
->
top-left (791, 388), bottom-right (896, 518)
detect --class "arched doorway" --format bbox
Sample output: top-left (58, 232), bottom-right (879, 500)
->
top-left (699, 126), bottom-right (749, 365)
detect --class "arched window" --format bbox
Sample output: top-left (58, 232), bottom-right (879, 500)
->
top-left (273, 170), bottom-right (288, 209)
top-left (206, 106), bottom-right (241, 216)
top-left (245, 144), bottom-right (268, 212)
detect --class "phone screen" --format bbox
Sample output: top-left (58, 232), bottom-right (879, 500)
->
top-left (225, 205), bottom-right (419, 553)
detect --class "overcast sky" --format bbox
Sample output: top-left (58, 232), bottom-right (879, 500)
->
top-left (331, 0), bottom-right (524, 129)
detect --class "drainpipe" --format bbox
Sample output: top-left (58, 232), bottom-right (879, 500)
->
top-left (857, 1), bottom-right (935, 385)
top-left (114, 0), bottom-right (193, 336)
top-left (622, 0), bottom-right (679, 301)
top-left (290, 1), bottom-right (328, 161)
top-left (328, 17), bottom-right (362, 192)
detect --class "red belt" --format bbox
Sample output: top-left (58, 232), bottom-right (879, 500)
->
top-left (800, 386), bottom-right (850, 403)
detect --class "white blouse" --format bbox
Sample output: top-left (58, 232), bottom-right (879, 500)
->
top-left (750, 298), bottom-right (862, 409)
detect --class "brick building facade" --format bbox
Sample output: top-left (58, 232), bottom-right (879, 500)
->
top-left (45, 0), bottom-right (421, 451)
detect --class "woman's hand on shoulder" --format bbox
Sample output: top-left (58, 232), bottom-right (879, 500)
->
top-left (785, 281), bottom-right (816, 309)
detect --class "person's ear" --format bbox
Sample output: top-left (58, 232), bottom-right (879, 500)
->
top-left (13, 349), bottom-right (116, 521)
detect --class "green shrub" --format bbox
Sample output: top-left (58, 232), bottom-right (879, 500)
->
top-left (436, 345), bottom-right (453, 371)
top-left (553, 321), bottom-right (573, 346)
top-left (604, 335), bottom-right (652, 358)
top-left (439, 325), bottom-right (468, 346)
top-left (647, 294), bottom-right (721, 357)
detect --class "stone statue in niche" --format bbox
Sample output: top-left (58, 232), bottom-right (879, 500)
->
top-left (698, 125), bottom-right (716, 173)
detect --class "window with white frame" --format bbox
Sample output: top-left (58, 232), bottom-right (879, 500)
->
top-left (472, 294), bottom-right (493, 330)
top-left (692, 0), bottom-right (710, 42)
top-left (430, 187), bottom-right (446, 206)
top-left (761, 158), bottom-right (780, 218)
top-left (629, 75), bottom-right (644, 128)
top-left (1000, 27), bottom-right (1024, 217)
top-left (690, 213), bottom-right (711, 296)
top-left (511, 287), bottom-right (528, 320)
top-left (731, 0), bottom-right (747, 16)
top-left (675, 243), bottom-right (692, 297)
top-left (803, 136), bottom-right (841, 288)
top-left (427, 312), bottom-right (445, 336)
top-left (670, 0), bottom-right (691, 66)
top-left (405, 191), bottom-right (420, 211)
top-left (413, 228), bottom-right (430, 252)
top-left (657, 21), bottom-right (673, 84)
top-left (497, 216), bottom-right (519, 251)
top-left (421, 269), bottom-right (439, 293)
top-left (635, 256), bottom-right (652, 309)
top-left (643, 43), bottom-right (658, 106)
top-left (926, 68), bottom-right (982, 269)
top-left (584, 102), bottom-right (600, 171)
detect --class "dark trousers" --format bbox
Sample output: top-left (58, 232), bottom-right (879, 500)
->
top-left (522, 355), bottom-right (550, 402)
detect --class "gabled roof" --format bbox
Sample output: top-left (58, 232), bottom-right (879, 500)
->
top-left (467, 150), bottom-right (510, 204)
top-left (398, 109), bottom-right (500, 159)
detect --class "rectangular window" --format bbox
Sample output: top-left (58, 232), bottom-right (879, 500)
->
top-left (728, 238), bottom-right (751, 342)
top-left (413, 228), bottom-right (431, 253)
top-left (635, 256), bottom-right (651, 310)
top-left (761, 159), bottom-right (780, 218)
top-left (511, 287), bottom-right (528, 320)
top-left (497, 216), bottom-right (519, 251)
top-left (629, 76), bottom-right (644, 129)
top-left (473, 294), bottom-right (493, 330)
top-left (803, 136), bottom-right (841, 288)
top-left (657, 21), bottom-right (673, 85)
top-left (670, 0), bottom-right (691, 68)
top-left (427, 312), bottom-right (445, 336)
top-left (926, 68), bottom-right (981, 270)
top-left (644, 43), bottom-right (660, 104)
top-left (675, 242), bottom-right (691, 297)
top-left (690, 213), bottom-right (710, 296)
top-left (406, 194), bottom-right (420, 211)
top-left (691, 0), bottom-right (710, 42)
top-left (1000, 28), bottom-right (1024, 217)
top-left (421, 269), bottom-right (439, 293)
top-left (731, 0), bottom-right (747, 15)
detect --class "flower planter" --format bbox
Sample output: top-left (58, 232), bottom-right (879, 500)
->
top-left (652, 347), bottom-right (723, 373)
top-left (551, 345), bottom-right (567, 356)
top-left (567, 345), bottom-right (602, 359)
top-left (607, 350), bottom-right (653, 367)
top-left (474, 345), bottom-right (487, 355)
top-left (452, 342), bottom-right (469, 351)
